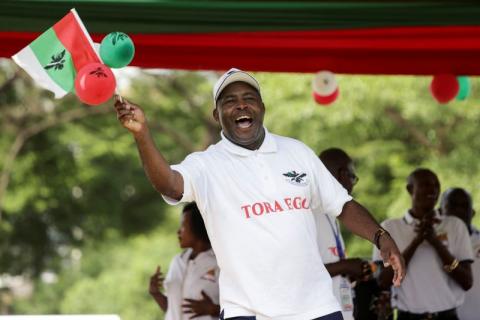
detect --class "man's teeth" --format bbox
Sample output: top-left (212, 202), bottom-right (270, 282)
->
top-left (236, 117), bottom-right (252, 128)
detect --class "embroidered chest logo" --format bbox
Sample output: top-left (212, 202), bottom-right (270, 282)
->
top-left (201, 268), bottom-right (217, 282)
top-left (283, 170), bottom-right (309, 186)
top-left (329, 246), bottom-right (339, 257)
top-left (437, 232), bottom-right (449, 247)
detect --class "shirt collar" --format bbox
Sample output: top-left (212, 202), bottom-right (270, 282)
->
top-left (403, 209), bottom-right (442, 225)
top-left (183, 248), bottom-right (215, 263)
top-left (220, 127), bottom-right (277, 157)
top-left (403, 210), bottom-right (416, 225)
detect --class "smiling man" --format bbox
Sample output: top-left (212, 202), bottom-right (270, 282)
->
top-left (114, 68), bottom-right (404, 320)
top-left (373, 168), bottom-right (473, 320)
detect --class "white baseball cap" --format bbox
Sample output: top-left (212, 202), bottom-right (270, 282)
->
top-left (213, 68), bottom-right (261, 103)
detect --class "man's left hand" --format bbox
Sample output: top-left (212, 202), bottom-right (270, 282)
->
top-left (379, 234), bottom-right (406, 287)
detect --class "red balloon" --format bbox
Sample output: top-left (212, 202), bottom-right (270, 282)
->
top-left (430, 74), bottom-right (459, 104)
top-left (74, 63), bottom-right (116, 106)
top-left (312, 88), bottom-right (339, 106)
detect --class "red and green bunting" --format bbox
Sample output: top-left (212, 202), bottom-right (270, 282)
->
top-left (2, 1), bottom-right (480, 75)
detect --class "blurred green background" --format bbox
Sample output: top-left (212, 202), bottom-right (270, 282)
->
top-left (0, 59), bottom-right (479, 318)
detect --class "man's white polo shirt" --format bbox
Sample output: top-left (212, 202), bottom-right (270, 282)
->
top-left (372, 211), bottom-right (474, 314)
top-left (164, 128), bottom-right (352, 320)
top-left (457, 226), bottom-right (480, 320)
top-left (314, 213), bottom-right (354, 320)
top-left (164, 248), bottom-right (219, 320)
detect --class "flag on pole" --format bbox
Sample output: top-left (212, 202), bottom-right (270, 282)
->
top-left (12, 9), bottom-right (100, 98)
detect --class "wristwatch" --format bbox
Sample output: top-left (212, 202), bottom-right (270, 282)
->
top-left (374, 228), bottom-right (390, 250)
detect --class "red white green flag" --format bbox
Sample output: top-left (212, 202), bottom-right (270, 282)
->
top-left (12, 9), bottom-right (100, 98)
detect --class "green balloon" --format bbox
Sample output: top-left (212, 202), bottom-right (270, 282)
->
top-left (456, 76), bottom-right (470, 101)
top-left (100, 32), bottom-right (135, 68)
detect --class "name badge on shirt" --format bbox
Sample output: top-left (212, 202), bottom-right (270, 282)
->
top-left (340, 278), bottom-right (353, 312)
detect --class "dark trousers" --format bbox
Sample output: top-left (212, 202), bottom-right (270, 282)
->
top-left (397, 308), bottom-right (458, 320)
top-left (224, 311), bottom-right (344, 320)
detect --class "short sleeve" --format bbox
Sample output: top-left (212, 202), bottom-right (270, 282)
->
top-left (161, 152), bottom-right (207, 207)
top-left (307, 147), bottom-right (352, 217)
top-left (163, 253), bottom-right (183, 293)
top-left (163, 252), bottom-right (187, 320)
top-left (451, 217), bottom-right (475, 262)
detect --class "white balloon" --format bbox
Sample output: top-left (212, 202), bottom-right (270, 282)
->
top-left (312, 71), bottom-right (338, 96)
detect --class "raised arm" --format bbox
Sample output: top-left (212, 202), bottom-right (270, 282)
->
top-left (114, 96), bottom-right (183, 200)
top-left (337, 200), bottom-right (405, 287)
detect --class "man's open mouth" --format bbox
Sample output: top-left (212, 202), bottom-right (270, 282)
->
top-left (235, 115), bottom-right (253, 128)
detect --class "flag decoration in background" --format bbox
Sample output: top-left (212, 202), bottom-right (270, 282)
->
top-left (12, 8), bottom-right (100, 98)
top-left (3, 1), bottom-right (480, 75)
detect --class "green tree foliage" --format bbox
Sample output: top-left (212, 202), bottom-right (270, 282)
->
top-left (14, 213), bottom-right (180, 318)
top-left (0, 64), bottom-right (216, 278)
top-left (1, 59), bottom-right (479, 318)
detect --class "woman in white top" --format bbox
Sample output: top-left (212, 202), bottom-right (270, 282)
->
top-left (149, 202), bottom-right (220, 320)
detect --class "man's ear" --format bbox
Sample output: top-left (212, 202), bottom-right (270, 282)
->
top-left (336, 168), bottom-right (344, 182)
top-left (406, 184), bottom-right (413, 195)
top-left (213, 107), bottom-right (219, 122)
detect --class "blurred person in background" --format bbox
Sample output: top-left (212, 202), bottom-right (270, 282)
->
top-left (149, 202), bottom-right (220, 320)
top-left (317, 148), bottom-right (374, 320)
top-left (441, 188), bottom-right (479, 320)
top-left (373, 169), bottom-right (473, 320)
